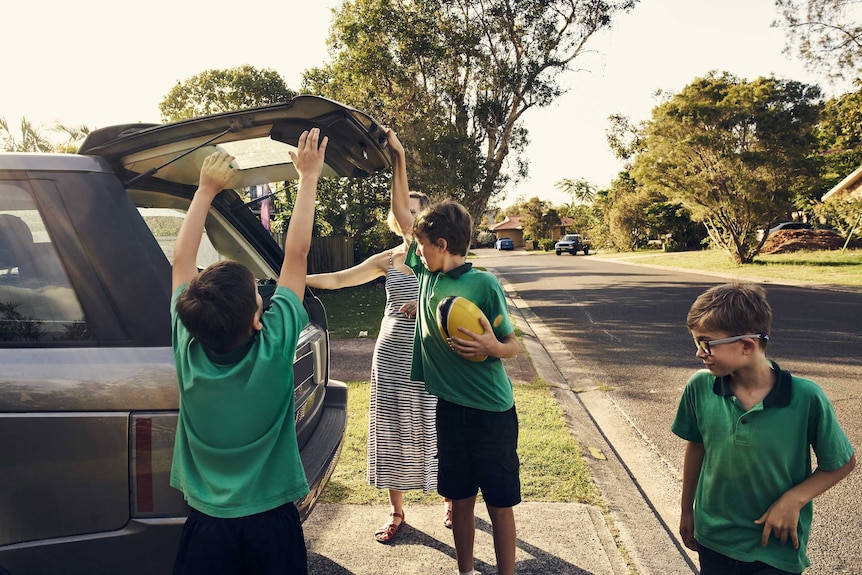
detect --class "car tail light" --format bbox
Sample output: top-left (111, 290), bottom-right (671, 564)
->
top-left (130, 413), bottom-right (187, 517)
top-left (311, 331), bottom-right (327, 386)
top-left (133, 417), bottom-right (154, 513)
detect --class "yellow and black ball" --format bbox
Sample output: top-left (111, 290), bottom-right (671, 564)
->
top-left (436, 296), bottom-right (488, 362)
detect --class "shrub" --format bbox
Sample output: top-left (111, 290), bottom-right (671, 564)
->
top-left (475, 230), bottom-right (496, 248)
top-left (538, 238), bottom-right (556, 251)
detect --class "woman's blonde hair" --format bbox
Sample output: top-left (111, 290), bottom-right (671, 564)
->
top-left (388, 191), bottom-right (430, 236)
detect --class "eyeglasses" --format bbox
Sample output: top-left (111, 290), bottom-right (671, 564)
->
top-left (693, 333), bottom-right (769, 355)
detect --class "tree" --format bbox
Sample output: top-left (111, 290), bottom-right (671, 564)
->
top-left (813, 87), bottom-right (862, 192)
top-left (563, 202), bottom-right (599, 235)
top-left (310, 174), bottom-right (395, 260)
top-left (555, 177), bottom-right (596, 207)
top-left (304, 0), bottom-right (639, 229)
top-left (604, 176), bottom-right (655, 251)
top-left (0, 117), bottom-right (53, 152)
top-left (631, 72), bottom-right (822, 263)
top-left (53, 123), bottom-right (91, 154)
top-left (159, 65), bottom-right (296, 122)
top-left (511, 196), bottom-right (560, 241)
top-left (808, 87), bottom-right (862, 236)
top-left (605, 112), bottom-right (646, 164)
top-left (773, 0), bottom-right (862, 82)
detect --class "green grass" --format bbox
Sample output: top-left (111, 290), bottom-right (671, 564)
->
top-left (320, 379), bottom-right (603, 506)
top-left (596, 248), bottom-right (862, 287)
top-left (313, 281), bottom-right (387, 339)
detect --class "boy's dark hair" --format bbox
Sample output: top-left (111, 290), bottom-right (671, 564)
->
top-left (175, 260), bottom-right (258, 353)
top-left (687, 282), bottom-right (772, 348)
top-left (412, 199), bottom-right (472, 256)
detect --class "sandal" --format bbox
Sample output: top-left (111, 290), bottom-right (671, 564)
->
top-left (374, 511), bottom-right (405, 543)
top-left (443, 507), bottom-right (452, 529)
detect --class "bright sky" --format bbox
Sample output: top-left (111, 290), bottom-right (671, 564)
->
top-left (3, 0), bottom-right (852, 207)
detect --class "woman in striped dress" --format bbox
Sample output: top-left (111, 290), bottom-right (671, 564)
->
top-left (306, 191), bottom-right (450, 542)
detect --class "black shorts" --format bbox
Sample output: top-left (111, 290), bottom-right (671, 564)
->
top-left (173, 502), bottom-right (307, 575)
top-left (436, 398), bottom-right (521, 508)
top-left (698, 545), bottom-right (800, 575)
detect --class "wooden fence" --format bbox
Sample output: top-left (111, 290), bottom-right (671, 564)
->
top-left (270, 233), bottom-right (354, 274)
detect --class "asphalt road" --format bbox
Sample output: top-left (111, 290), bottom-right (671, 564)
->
top-left (475, 248), bottom-right (862, 575)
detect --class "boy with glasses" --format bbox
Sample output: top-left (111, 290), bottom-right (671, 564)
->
top-left (672, 282), bottom-right (855, 574)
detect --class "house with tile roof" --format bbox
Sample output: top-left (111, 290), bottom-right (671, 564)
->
top-left (489, 214), bottom-right (574, 248)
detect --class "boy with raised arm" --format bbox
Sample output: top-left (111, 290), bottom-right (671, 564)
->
top-left (169, 129), bottom-right (328, 575)
top-left (389, 128), bottom-right (521, 575)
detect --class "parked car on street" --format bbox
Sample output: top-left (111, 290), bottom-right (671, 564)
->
top-left (495, 237), bottom-right (515, 250)
top-left (0, 96), bottom-right (391, 575)
top-left (555, 233), bottom-right (591, 255)
top-left (768, 221), bottom-right (812, 236)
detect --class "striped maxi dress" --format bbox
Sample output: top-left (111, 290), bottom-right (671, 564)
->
top-left (367, 260), bottom-right (438, 492)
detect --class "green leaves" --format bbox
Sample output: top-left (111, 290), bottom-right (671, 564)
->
top-left (631, 72), bottom-right (822, 263)
top-left (304, 0), bottom-right (637, 226)
top-left (774, 0), bottom-right (862, 83)
top-left (158, 65), bottom-right (296, 122)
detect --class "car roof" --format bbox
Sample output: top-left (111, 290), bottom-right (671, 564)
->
top-left (78, 95), bottom-right (392, 189)
top-left (769, 222), bottom-right (812, 232)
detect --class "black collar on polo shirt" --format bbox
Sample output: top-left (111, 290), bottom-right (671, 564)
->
top-left (712, 360), bottom-right (792, 408)
top-left (443, 262), bottom-right (472, 279)
top-left (203, 333), bottom-right (257, 366)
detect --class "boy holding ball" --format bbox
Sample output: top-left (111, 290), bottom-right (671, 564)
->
top-left (389, 128), bottom-right (521, 575)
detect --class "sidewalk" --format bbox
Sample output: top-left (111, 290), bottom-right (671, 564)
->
top-left (306, 287), bottom-right (696, 574)
top-left (305, 502), bottom-right (626, 574)
top-left (306, 335), bottom-right (631, 574)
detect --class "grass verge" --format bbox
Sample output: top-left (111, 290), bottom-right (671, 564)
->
top-left (320, 379), bottom-right (602, 506)
top-left (595, 248), bottom-right (862, 287)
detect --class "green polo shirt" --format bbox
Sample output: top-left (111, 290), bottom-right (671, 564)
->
top-left (170, 284), bottom-right (310, 518)
top-left (405, 241), bottom-right (514, 412)
top-left (671, 361), bottom-right (854, 572)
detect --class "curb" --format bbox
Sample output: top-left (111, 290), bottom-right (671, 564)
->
top-left (491, 268), bottom-right (698, 575)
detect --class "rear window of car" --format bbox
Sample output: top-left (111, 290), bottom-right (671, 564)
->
top-left (0, 186), bottom-right (92, 343)
top-left (135, 201), bottom-right (274, 282)
top-left (139, 207), bottom-right (222, 268)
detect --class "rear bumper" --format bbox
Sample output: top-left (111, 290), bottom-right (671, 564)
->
top-left (0, 381), bottom-right (348, 575)
top-left (0, 518), bottom-right (186, 575)
top-left (296, 380), bottom-right (348, 521)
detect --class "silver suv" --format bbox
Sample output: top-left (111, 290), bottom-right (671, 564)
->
top-left (0, 96), bottom-right (390, 575)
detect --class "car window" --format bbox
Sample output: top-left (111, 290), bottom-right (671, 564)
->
top-left (139, 207), bottom-right (222, 269)
top-left (0, 185), bottom-right (92, 343)
top-left (138, 205), bottom-right (274, 280)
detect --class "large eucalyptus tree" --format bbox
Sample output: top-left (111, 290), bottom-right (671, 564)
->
top-left (304, 0), bottom-right (638, 225)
